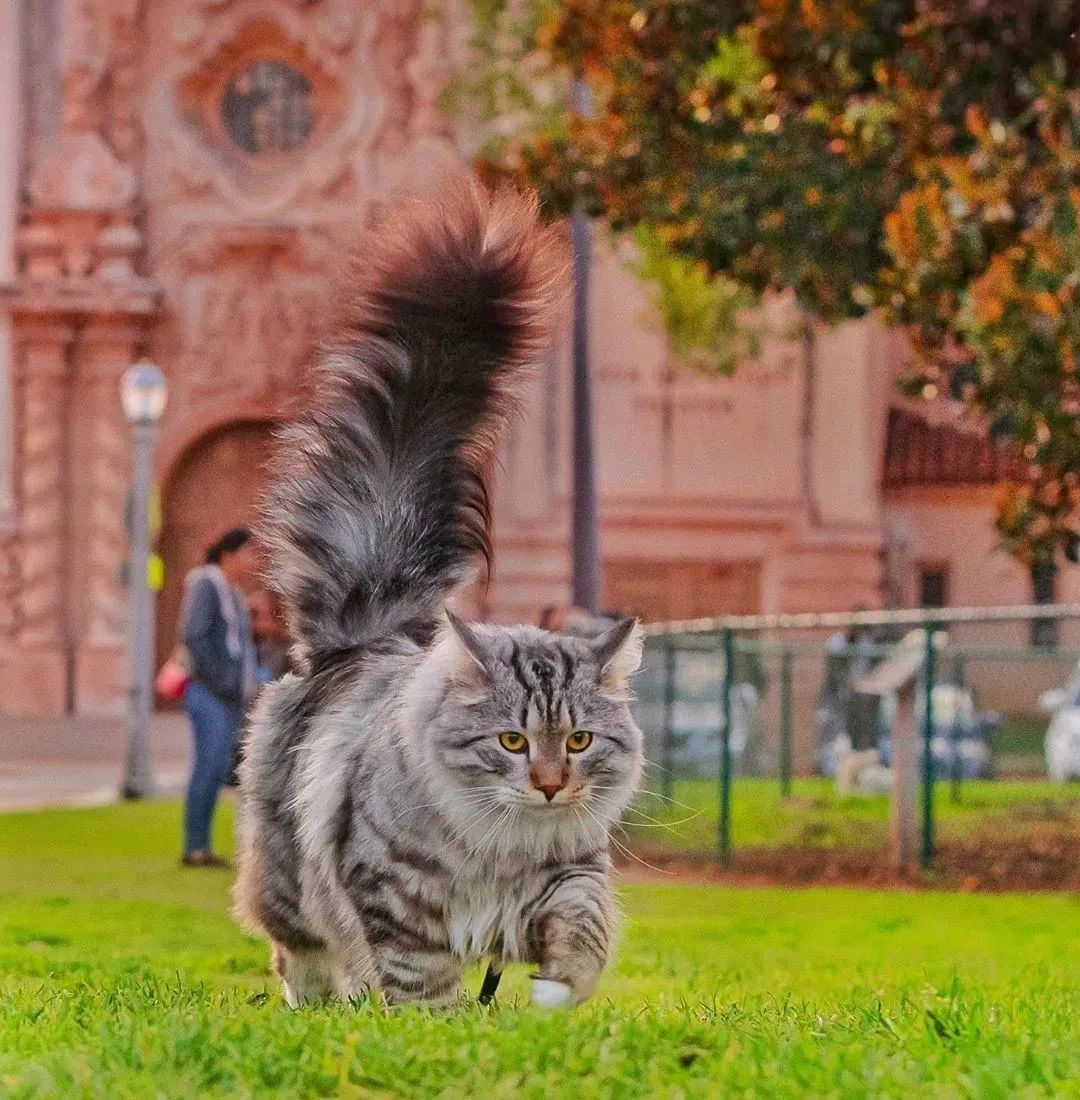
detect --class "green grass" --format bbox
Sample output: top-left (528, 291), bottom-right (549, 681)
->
top-left (1, 802), bottom-right (1078, 1098)
top-left (625, 777), bottom-right (1080, 854)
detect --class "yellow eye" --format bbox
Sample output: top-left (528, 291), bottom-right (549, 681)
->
top-left (566, 730), bottom-right (593, 753)
top-left (498, 731), bottom-right (528, 754)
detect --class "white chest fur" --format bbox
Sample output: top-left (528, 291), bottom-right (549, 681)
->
top-left (445, 881), bottom-right (529, 961)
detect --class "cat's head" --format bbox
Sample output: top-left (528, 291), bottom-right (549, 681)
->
top-left (401, 612), bottom-right (645, 847)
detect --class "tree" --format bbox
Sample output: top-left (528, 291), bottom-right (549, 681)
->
top-left (461, 0), bottom-right (1080, 565)
top-left (879, 1), bottom-right (1080, 567)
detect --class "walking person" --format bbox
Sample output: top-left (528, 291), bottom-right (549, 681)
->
top-left (180, 528), bottom-right (258, 868)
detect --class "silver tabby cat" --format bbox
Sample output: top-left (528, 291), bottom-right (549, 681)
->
top-left (235, 183), bottom-right (645, 1009)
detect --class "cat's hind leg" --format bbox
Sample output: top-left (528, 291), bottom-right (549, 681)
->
top-left (272, 942), bottom-right (334, 1007)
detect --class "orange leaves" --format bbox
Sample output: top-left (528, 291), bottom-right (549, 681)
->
top-left (967, 254), bottom-right (1012, 326)
top-left (884, 183), bottom-right (954, 269)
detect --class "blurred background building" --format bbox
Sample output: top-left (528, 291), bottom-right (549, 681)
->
top-left (0, 0), bottom-right (1075, 717)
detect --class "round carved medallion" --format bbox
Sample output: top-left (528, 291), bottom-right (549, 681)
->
top-left (221, 60), bottom-right (315, 155)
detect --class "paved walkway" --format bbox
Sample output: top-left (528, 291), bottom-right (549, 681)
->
top-left (0, 711), bottom-right (192, 811)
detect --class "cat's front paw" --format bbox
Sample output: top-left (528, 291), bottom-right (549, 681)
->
top-left (530, 977), bottom-right (573, 1009)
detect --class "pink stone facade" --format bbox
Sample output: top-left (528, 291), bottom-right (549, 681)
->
top-left (0, 0), bottom-right (1073, 717)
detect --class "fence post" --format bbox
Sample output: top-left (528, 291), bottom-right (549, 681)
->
top-left (718, 629), bottom-right (735, 866)
top-left (780, 647), bottom-right (794, 799)
top-left (661, 641), bottom-right (677, 803)
top-left (921, 626), bottom-right (938, 871)
top-left (950, 652), bottom-right (965, 805)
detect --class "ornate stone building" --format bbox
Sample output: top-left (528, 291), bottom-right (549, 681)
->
top-left (1, 0), bottom-right (471, 715)
top-left (1, 0), bottom-right (1073, 717)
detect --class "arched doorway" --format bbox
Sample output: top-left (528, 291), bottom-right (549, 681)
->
top-left (156, 420), bottom-right (276, 673)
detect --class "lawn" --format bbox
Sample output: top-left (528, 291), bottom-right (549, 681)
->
top-left (1, 802), bottom-right (1078, 1098)
top-left (624, 777), bottom-right (1080, 856)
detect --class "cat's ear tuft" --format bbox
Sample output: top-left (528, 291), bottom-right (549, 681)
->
top-left (445, 609), bottom-right (494, 681)
top-left (591, 616), bottom-right (644, 691)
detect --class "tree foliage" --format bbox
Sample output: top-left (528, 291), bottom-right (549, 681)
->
top-left (463, 0), bottom-right (1080, 563)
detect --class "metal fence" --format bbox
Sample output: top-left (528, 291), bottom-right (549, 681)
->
top-left (635, 604), bottom-right (1080, 874)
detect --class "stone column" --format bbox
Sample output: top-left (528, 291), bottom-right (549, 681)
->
top-left (1, 322), bottom-right (74, 714)
top-left (73, 319), bottom-right (136, 715)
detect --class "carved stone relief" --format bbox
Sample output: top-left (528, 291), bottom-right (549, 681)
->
top-left (27, 0), bottom-right (143, 212)
top-left (152, 0), bottom-right (379, 221)
top-left (158, 224), bottom-right (330, 413)
top-left (145, 0), bottom-right (467, 430)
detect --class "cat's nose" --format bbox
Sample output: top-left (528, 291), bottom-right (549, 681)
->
top-left (530, 761), bottom-right (567, 801)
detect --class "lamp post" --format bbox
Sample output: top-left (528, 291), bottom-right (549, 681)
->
top-left (120, 361), bottom-right (167, 800)
top-left (570, 72), bottom-right (601, 614)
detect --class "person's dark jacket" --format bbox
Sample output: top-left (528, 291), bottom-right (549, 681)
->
top-left (183, 576), bottom-right (252, 705)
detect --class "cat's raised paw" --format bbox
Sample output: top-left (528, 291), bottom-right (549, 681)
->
top-left (530, 978), bottom-right (573, 1009)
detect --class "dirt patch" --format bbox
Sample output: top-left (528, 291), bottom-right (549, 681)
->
top-left (618, 824), bottom-right (1080, 892)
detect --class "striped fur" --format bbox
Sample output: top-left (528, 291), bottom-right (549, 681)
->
top-left (236, 185), bottom-right (644, 1009)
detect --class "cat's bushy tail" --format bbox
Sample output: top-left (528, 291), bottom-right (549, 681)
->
top-left (259, 182), bottom-right (567, 666)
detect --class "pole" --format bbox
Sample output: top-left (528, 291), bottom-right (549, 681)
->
top-left (661, 641), bottom-right (677, 803)
top-left (122, 421), bottom-right (157, 799)
top-left (569, 73), bottom-right (600, 613)
top-left (779, 647), bottom-right (794, 798)
top-left (718, 629), bottom-right (735, 866)
top-left (920, 625), bottom-right (937, 870)
top-left (799, 314), bottom-right (820, 527)
top-left (950, 653), bottom-right (965, 805)
top-left (889, 675), bottom-right (919, 872)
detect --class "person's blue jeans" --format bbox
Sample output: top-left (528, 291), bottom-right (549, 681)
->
top-left (183, 681), bottom-right (241, 854)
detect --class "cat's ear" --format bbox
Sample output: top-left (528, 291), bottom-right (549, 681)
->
top-left (590, 617), bottom-right (644, 692)
top-left (445, 609), bottom-right (494, 681)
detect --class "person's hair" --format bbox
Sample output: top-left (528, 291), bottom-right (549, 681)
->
top-left (206, 527), bottom-right (250, 564)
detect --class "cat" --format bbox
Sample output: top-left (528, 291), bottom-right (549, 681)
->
top-left (234, 182), bottom-right (645, 1010)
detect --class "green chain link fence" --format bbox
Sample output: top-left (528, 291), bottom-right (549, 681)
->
top-left (633, 604), bottom-right (1080, 873)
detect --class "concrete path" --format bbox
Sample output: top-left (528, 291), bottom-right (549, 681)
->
top-left (0, 711), bottom-right (192, 811)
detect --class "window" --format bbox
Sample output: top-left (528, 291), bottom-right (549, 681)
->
top-left (1031, 561), bottom-right (1058, 648)
top-left (918, 563), bottom-right (949, 609)
top-left (221, 60), bottom-right (314, 155)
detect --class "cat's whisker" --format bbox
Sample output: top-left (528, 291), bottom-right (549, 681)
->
top-left (597, 821), bottom-right (672, 876)
top-left (590, 785), bottom-right (702, 814)
top-left (451, 805), bottom-right (512, 886)
top-left (574, 801), bottom-right (673, 875)
top-left (476, 808), bottom-right (513, 864)
top-left (590, 794), bottom-right (702, 830)
top-left (446, 799), bottom-right (506, 848)
top-left (391, 789), bottom-right (500, 821)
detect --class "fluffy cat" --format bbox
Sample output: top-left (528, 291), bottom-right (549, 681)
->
top-left (234, 183), bottom-right (644, 1009)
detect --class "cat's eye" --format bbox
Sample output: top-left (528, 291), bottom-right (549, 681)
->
top-left (566, 730), bottom-right (593, 753)
top-left (498, 731), bottom-right (529, 754)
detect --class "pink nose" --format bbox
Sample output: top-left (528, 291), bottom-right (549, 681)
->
top-left (537, 782), bottom-right (564, 802)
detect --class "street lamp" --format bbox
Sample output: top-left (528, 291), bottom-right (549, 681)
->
top-left (120, 360), bottom-right (167, 799)
top-left (569, 72), bottom-right (600, 614)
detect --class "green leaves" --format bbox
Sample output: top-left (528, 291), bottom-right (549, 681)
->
top-left (628, 226), bottom-right (760, 374)
top-left (702, 28), bottom-right (769, 111)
